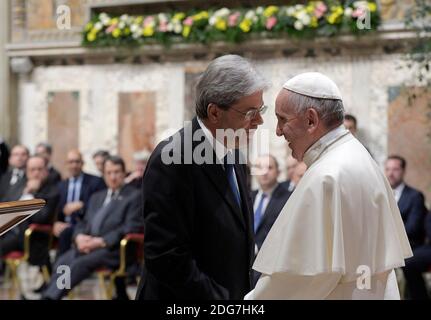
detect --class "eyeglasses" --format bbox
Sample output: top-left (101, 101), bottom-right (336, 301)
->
top-left (229, 105), bottom-right (268, 121)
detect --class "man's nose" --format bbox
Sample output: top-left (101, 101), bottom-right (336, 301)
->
top-left (276, 125), bottom-right (283, 137)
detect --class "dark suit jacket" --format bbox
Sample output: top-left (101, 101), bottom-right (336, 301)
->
top-left (0, 141), bottom-right (9, 176)
top-left (20, 180), bottom-right (60, 265)
top-left (57, 172), bottom-right (106, 224)
top-left (47, 166), bottom-right (62, 185)
top-left (398, 184), bottom-right (428, 248)
top-left (251, 183), bottom-right (292, 250)
top-left (136, 117), bottom-right (255, 300)
top-left (0, 168), bottom-right (27, 202)
top-left (72, 184), bottom-right (142, 264)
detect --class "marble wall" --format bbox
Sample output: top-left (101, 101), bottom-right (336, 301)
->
top-left (17, 53), bottom-right (429, 199)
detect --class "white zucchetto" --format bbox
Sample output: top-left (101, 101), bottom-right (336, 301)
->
top-left (283, 72), bottom-right (342, 100)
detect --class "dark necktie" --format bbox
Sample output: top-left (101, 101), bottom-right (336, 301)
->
top-left (254, 193), bottom-right (267, 232)
top-left (90, 191), bottom-right (116, 236)
top-left (224, 152), bottom-right (241, 208)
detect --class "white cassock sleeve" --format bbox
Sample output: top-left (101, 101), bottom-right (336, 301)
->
top-left (245, 272), bottom-right (342, 300)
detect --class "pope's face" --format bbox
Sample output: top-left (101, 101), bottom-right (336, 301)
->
top-left (275, 90), bottom-right (311, 161)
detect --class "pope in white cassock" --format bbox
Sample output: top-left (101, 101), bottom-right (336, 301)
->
top-left (245, 72), bottom-right (413, 300)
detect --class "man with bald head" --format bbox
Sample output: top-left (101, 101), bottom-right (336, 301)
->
top-left (0, 155), bottom-right (60, 267)
top-left (0, 144), bottom-right (29, 201)
top-left (246, 72), bottom-right (412, 300)
top-left (54, 149), bottom-right (105, 256)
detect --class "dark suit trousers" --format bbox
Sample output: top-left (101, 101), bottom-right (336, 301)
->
top-left (56, 226), bottom-right (75, 258)
top-left (43, 247), bottom-right (119, 300)
top-left (403, 244), bottom-right (431, 300)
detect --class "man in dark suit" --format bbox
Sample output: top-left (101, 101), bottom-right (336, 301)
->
top-left (280, 155), bottom-right (298, 193)
top-left (0, 138), bottom-right (10, 177)
top-left (136, 55), bottom-right (268, 300)
top-left (251, 154), bottom-right (292, 286)
top-left (402, 211), bottom-right (431, 299)
top-left (252, 155), bottom-right (292, 251)
top-left (0, 144), bottom-right (29, 202)
top-left (385, 155), bottom-right (427, 248)
top-left (35, 142), bottom-right (62, 185)
top-left (0, 155), bottom-right (60, 266)
top-left (42, 156), bottom-right (142, 300)
top-left (53, 149), bottom-right (106, 256)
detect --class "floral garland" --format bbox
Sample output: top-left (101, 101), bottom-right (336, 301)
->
top-left (83, 1), bottom-right (379, 47)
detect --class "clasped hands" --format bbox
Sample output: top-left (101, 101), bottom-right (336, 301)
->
top-left (75, 234), bottom-right (106, 254)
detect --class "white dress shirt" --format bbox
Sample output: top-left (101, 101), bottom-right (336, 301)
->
top-left (393, 183), bottom-right (405, 203)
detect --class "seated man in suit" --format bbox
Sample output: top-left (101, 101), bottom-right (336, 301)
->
top-left (35, 142), bottom-right (62, 185)
top-left (92, 150), bottom-right (110, 177)
top-left (403, 211), bottom-right (431, 299)
top-left (0, 144), bottom-right (29, 202)
top-left (0, 155), bottom-right (60, 267)
top-left (385, 155), bottom-right (427, 249)
top-left (53, 149), bottom-right (106, 256)
top-left (0, 137), bottom-right (10, 177)
top-left (251, 154), bottom-right (293, 286)
top-left (42, 156), bottom-right (142, 300)
top-left (280, 155), bottom-right (298, 193)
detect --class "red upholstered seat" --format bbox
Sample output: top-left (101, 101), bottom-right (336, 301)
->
top-left (3, 251), bottom-right (24, 260)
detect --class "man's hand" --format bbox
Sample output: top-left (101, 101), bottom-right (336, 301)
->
top-left (75, 234), bottom-right (92, 253)
top-left (124, 171), bottom-right (141, 184)
top-left (63, 201), bottom-right (84, 216)
top-left (53, 221), bottom-right (70, 237)
top-left (75, 234), bottom-right (106, 254)
top-left (23, 179), bottom-right (41, 194)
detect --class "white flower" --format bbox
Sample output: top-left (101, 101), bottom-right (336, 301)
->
top-left (353, 1), bottom-right (368, 9)
top-left (245, 10), bottom-right (256, 20)
top-left (297, 11), bottom-right (311, 25)
top-left (256, 6), bottom-right (264, 14)
top-left (94, 22), bottom-right (103, 30)
top-left (118, 21), bottom-right (126, 29)
top-left (294, 20), bottom-right (304, 30)
top-left (158, 13), bottom-right (168, 23)
top-left (99, 13), bottom-right (109, 21)
top-left (209, 16), bottom-right (217, 26)
top-left (286, 7), bottom-right (296, 16)
top-left (215, 7), bottom-right (230, 17)
top-left (101, 16), bottom-right (111, 26)
top-left (344, 7), bottom-right (353, 17)
top-left (173, 23), bottom-right (182, 34)
top-left (132, 31), bottom-right (141, 39)
top-left (295, 4), bottom-right (304, 11)
top-left (167, 23), bottom-right (173, 32)
top-left (130, 24), bottom-right (139, 33)
top-left (120, 14), bottom-right (129, 22)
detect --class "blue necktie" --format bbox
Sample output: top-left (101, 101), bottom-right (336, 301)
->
top-left (254, 193), bottom-right (267, 232)
top-left (224, 152), bottom-right (241, 208)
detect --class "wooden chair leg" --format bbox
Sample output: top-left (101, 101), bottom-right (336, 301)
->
top-left (7, 261), bottom-right (20, 300)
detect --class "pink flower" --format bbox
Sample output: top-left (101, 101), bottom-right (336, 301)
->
top-left (144, 16), bottom-right (154, 27)
top-left (315, 2), bottom-right (327, 18)
top-left (106, 23), bottom-right (117, 34)
top-left (352, 8), bottom-right (365, 18)
top-left (228, 12), bottom-right (241, 27)
top-left (183, 16), bottom-right (193, 26)
top-left (265, 16), bottom-right (277, 30)
top-left (158, 20), bottom-right (168, 32)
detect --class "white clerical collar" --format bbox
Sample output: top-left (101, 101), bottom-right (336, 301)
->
top-left (303, 124), bottom-right (350, 167)
top-left (197, 117), bottom-right (231, 165)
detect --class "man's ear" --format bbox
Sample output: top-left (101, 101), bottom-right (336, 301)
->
top-left (306, 108), bottom-right (320, 133)
top-left (207, 103), bottom-right (220, 123)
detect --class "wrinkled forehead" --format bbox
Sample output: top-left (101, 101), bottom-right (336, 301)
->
top-left (275, 89), bottom-right (296, 114)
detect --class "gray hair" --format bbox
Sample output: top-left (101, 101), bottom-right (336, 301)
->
top-left (285, 90), bottom-right (345, 127)
top-left (195, 54), bottom-right (269, 119)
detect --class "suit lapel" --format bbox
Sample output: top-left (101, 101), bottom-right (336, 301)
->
top-left (192, 118), bottom-right (247, 230)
